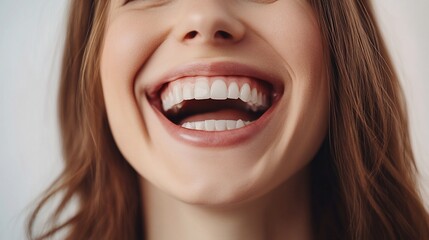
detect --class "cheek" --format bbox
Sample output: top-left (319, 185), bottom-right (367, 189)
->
top-left (253, 4), bottom-right (328, 173)
top-left (99, 14), bottom-right (165, 164)
top-left (272, 6), bottom-right (327, 116)
top-left (101, 15), bottom-right (162, 86)
top-left (267, 7), bottom-right (324, 80)
top-left (244, 2), bottom-right (324, 78)
top-left (244, 2), bottom-right (327, 112)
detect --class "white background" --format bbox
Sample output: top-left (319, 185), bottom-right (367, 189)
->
top-left (1, 0), bottom-right (428, 239)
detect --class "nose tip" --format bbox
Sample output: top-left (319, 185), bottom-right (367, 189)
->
top-left (175, 3), bottom-right (245, 45)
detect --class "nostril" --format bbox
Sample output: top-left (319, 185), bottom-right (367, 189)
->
top-left (215, 30), bottom-right (233, 40)
top-left (182, 30), bottom-right (236, 42)
top-left (184, 31), bottom-right (198, 40)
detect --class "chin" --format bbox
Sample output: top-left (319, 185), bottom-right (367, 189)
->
top-left (138, 140), bottom-right (308, 208)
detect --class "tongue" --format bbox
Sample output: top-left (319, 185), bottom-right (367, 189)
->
top-left (179, 109), bottom-right (254, 124)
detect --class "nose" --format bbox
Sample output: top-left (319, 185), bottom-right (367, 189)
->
top-left (174, 1), bottom-right (245, 45)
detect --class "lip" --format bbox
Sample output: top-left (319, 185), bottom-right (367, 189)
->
top-left (145, 61), bottom-right (284, 147)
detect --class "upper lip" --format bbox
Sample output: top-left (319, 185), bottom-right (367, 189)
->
top-left (145, 61), bottom-right (284, 99)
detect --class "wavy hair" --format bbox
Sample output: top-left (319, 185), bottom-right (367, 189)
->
top-left (28, 0), bottom-right (428, 239)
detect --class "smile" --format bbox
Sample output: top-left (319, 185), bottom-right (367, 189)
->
top-left (162, 75), bottom-right (271, 129)
top-left (145, 62), bottom-right (284, 146)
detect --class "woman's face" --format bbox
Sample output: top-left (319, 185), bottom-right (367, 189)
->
top-left (100, 0), bottom-right (328, 205)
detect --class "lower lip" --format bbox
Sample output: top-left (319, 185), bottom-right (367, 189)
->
top-left (150, 100), bottom-right (279, 147)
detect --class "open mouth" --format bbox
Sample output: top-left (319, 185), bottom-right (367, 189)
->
top-left (153, 76), bottom-right (274, 131)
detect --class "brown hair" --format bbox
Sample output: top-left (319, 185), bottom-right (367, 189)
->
top-left (28, 0), bottom-right (429, 239)
top-left (28, 1), bottom-right (142, 239)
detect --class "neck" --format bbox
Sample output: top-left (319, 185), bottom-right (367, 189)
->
top-left (141, 168), bottom-right (313, 240)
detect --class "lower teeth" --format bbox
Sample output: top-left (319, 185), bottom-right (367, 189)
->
top-left (181, 119), bottom-right (252, 131)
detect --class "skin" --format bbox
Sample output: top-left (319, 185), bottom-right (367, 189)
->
top-left (100, 0), bottom-right (328, 239)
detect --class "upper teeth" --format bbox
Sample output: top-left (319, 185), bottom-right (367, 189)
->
top-left (161, 76), bottom-right (269, 112)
